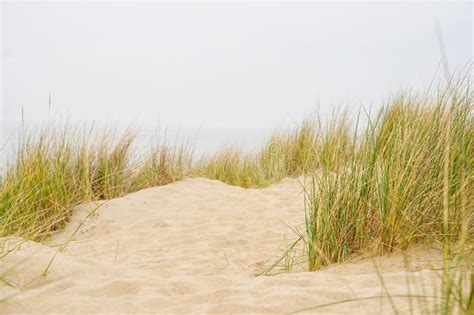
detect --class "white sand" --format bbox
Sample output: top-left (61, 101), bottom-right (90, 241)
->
top-left (1, 177), bottom-right (442, 314)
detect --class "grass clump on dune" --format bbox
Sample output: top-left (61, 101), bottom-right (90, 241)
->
top-left (87, 129), bottom-right (136, 199)
top-left (0, 126), bottom-right (92, 239)
top-left (131, 140), bottom-right (192, 191)
top-left (0, 126), bottom-right (191, 241)
top-left (194, 147), bottom-right (267, 188)
top-left (194, 113), bottom-right (353, 188)
top-left (303, 77), bottom-right (473, 313)
top-left (305, 78), bottom-right (473, 269)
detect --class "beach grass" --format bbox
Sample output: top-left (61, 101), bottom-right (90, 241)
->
top-left (193, 112), bottom-right (352, 188)
top-left (302, 76), bottom-right (473, 313)
top-left (0, 74), bottom-right (472, 313)
top-left (0, 125), bottom-right (192, 241)
top-left (304, 77), bottom-right (473, 269)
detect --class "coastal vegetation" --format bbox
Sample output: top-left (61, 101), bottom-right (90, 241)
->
top-left (0, 74), bottom-right (472, 313)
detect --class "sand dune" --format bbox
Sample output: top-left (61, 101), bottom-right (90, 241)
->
top-left (1, 177), bottom-right (441, 314)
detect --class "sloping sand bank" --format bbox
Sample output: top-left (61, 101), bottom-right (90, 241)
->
top-left (1, 178), bottom-right (441, 314)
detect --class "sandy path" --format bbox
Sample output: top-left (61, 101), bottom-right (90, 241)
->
top-left (1, 178), bottom-right (441, 314)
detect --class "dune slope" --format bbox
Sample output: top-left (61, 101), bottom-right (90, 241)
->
top-left (1, 178), bottom-right (441, 314)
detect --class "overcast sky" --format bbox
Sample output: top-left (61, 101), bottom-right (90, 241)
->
top-left (1, 1), bottom-right (472, 136)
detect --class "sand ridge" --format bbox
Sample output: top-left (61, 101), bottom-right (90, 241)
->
top-left (1, 177), bottom-right (441, 314)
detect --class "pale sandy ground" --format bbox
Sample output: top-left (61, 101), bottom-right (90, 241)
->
top-left (1, 177), bottom-right (443, 314)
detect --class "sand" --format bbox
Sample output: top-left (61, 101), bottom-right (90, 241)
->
top-left (1, 177), bottom-right (442, 314)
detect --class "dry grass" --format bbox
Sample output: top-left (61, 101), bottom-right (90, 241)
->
top-left (193, 112), bottom-right (353, 188)
top-left (304, 79), bottom-right (473, 269)
top-left (0, 125), bottom-right (192, 241)
top-left (303, 76), bottom-right (473, 313)
top-left (0, 75), bottom-right (471, 313)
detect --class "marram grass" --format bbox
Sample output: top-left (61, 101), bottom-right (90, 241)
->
top-left (302, 77), bottom-right (473, 314)
top-left (0, 125), bottom-right (191, 240)
top-left (304, 80), bottom-right (473, 270)
top-left (0, 76), bottom-right (472, 313)
top-left (193, 112), bottom-right (353, 188)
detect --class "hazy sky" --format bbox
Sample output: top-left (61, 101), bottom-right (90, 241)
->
top-left (1, 1), bottom-right (472, 134)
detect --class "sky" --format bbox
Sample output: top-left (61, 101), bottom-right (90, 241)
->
top-left (1, 1), bottom-right (472, 149)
